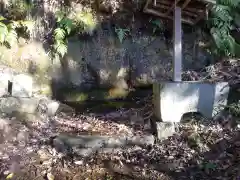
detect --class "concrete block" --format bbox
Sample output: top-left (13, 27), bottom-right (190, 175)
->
top-left (153, 81), bottom-right (230, 122)
top-left (0, 73), bottom-right (11, 97)
top-left (12, 74), bottom-right (33, 97)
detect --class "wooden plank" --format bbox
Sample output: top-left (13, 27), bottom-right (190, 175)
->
top-left (155, 3), bottom-right (204, 13)
top-left (156, 0), bottom-right (216, 4)
top-left (153, 3), bottom-right (198, 17)
top-left (182, 0), bottom-right (192, 9)
top-left (165, 0), bottom-right (182, 16)
top-left (144, 0), bottom-right (152, 12)
top-left (143, 8), bottom-right (195, 24)
top-left (173, 6), bottom-right (182, 81)
top-left (193, 3), bottom-right (210, 24)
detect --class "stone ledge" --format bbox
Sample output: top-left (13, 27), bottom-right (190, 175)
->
top-left (0, 97), bottom-right (73, 116)
top-left (52, 134), bottom-right (155, 157)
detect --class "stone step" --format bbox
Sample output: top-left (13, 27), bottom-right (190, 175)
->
top-left (51, 133), bottom-right (155, 157)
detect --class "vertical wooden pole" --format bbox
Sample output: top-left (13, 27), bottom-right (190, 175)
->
top-left (173, 6), bottom-right (182, 81)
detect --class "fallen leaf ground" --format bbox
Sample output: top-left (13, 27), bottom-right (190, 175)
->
top-left (0, 97), bottom-right (239, 180)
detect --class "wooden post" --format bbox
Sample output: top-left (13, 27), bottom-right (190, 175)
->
top-left (173, 6), bottom-right (182, 81)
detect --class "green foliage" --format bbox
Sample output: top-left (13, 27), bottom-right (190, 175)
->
top-left (0, 16), bottom-right (32, 47)
top-left (226, 102), bottom-right (240, 117)
top-left (53, 10), bottom-right (98, 57)
top-left (73, 11), bottom-right (97, 35)
top-left (6, 0), bottom-right (33, 20)
top-left (209, 0), bottom-right (240, 57)
top-left (115, 27), bottom-right (130, 43)
top-left (150, 18), bottom-right (164, 34)
top-left (53, 12), bottom-right (74, 57)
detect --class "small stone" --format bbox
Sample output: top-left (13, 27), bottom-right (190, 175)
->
top-left (74, 160), bottom-right (83, 165)
top-left (38, 99), bottom-right (60, 116)
top-left (155, 122), bottom-right (176, 140)
top-left (47, 101), bottom-right (60, 116)
top-left (37, 149), bottom-right (52, 161)
top-left (12, 74), bottom-right (33, 97)
top-left (130, 135), bottom-right (155, 145)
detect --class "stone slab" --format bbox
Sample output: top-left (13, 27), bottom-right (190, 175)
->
top-left (0, 97), bottom-right (39, 114)
top-left (153, 81), bottom-right (230, 122)
top-left (52, 134), bottom-right (155, 156)
top-left (12, 74), bottom-right (33, 97)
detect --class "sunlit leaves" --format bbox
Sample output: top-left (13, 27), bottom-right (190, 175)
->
top-left (217, 0), bottom-right (240, 8)
top-left (54, 28), bottom-right (66, 40)
top-left (0, 22), bottom-right (8, 43)
top-left (0, 21), bottom-right (17, 47)
top-left (53, 39), bottom-right (68, 57)
top-left (55, 11), bottom-right (65, 22)
top-left (60, 18), bottom-right (74, 35)
top-left (0, 16), bottom-right (32, 48)
top-left (52, 9), bottom-right (99, 57)
top-left (74, 11), bottom-right (97, 35)
top-left (5, 28), bottom-right (18, 47)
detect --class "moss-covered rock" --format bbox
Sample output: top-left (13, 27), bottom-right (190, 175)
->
top-left (61, 87), bottom-right (130, 102)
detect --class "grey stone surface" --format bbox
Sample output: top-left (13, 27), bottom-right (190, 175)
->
top-left (37, 99), bottom-right (60, 116)
top-left (155, 122), bottom-right (176, 140)
top-left (52, 134), bottom-right (155, 156)
top-left (0, 73), bottom-right (11, 97)
top-left (12, 74), bottom-right (33, 97)
top-left (52, 30), bottom-right (210, 89)
top-left (0, 97), bottom-right (39, 114)
top-left (153, 81), bottom-right (230, 122)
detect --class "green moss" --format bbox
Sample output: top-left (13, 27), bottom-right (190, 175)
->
top-left (64, 92), bottom-right (89, 102)
top-left (105, 88), bottom-right (129, 99)
top-left (39, 84), bottom-right (52, 96)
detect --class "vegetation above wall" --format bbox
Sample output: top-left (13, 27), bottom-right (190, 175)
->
top-left (0, 0), bottom-right (239, 59)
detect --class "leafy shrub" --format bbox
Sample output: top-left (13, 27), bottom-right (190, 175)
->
top-left (53, 9), bottom-right (98, 57)
top-left (209, 0), bottom-right (240, 57)
top-left (6, 0), bottom-right (33, 20)
top-left (0, 16), bottom-right (32, 47)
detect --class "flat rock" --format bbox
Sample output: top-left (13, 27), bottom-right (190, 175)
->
top-left (12, 74), bottom-right (33, 97)
top-left (0, 97), bottom-right (39, 114)
top-left (52, 134), bottom-right (155, 156)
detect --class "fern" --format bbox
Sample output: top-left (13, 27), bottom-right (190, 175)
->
top-left (52, 10), bottom-right (98, 57)
top-left (52, 11), bottom-right (75, 57)
top-left (0, 16), bottom-right (31, 48)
